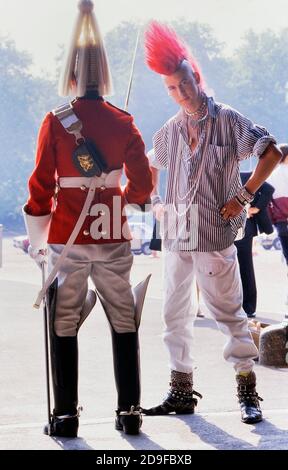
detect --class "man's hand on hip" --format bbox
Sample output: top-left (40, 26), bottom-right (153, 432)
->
top-left (220, 197), bottom-right (244, 220)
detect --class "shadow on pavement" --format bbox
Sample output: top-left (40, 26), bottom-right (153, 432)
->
top-left (51, 436), bottom-right (95, 450)
top-left (48, 430), bottom-right (164, 451)
top-left (114, 430), bottom-right (165, 451)
top-left (177, 414), bottom-right (288, 450)
top-left (177, 414), bottom-right (256, 450)
top-left (250, 417), bottom-right (288, 450)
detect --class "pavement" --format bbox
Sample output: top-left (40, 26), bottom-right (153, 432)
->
top-left (0, 238), bottom-right (288, 451)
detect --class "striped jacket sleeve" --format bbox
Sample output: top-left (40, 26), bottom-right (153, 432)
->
top-left (233, 111), bottom-right (276, 160)
top-left (151, 123), bottom-right (169, 169)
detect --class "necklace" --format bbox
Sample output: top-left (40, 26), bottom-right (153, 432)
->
top-left (173, 117), bottom-right (211, 216)
top-left (184, 95), bottom-right (207, 118)
top-left (186, 113), bottom-right (205, 148)
top-left (187, 108), bottom-right (208, 130)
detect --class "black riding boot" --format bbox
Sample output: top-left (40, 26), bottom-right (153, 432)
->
top-left (44, 335), bottom-right (79, 437)
top-left (111, 329), bottom-right (142, 435)
top-left (44, 279), bottom-right (79, 438)
top-left (236, 371), bottom-right (263, 424)
top-left (142, 370), bottom-right (202, 416)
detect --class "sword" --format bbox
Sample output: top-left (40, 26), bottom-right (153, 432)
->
top-left (124, 28), bottom-right (141, 112)
top-left (41, 262), bottom-right (52, 436)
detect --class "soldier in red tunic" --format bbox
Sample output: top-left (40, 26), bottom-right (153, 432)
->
top-left (23, 0), bottom-right (152, 437)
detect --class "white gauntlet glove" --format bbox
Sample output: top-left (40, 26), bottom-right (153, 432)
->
top-left (22, 208), bottom-right (51, 269)
top-left (28, 246), bottom-right (47, 268)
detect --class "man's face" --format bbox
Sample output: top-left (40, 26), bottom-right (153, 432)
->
top-left (163, 60), bottom-right (201, 110)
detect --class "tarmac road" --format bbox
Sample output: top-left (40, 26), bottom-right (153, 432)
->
top-left (0, 238), bottom-right (287, 450)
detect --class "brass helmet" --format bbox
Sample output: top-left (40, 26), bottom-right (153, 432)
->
top-left (59, 0), bottom-right (113, 97)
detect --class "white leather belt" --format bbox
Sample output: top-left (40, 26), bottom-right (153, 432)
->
top-left (58, 169), bottom-right (122, 189)
top-left (34, 169), bottom-right (123, 308)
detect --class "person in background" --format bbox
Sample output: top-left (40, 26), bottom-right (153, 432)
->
top-left (235, 172), bottom-right (274, 318)
top-left (267, 144), bottom-right (288, 305)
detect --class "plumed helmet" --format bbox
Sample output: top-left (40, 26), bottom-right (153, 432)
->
top-left (58, 0), bottom-right (113, 97)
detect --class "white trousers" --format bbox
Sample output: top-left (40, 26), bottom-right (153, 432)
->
top-left (163, 245), bottom-right (258, 374)
top-left (48, 242), bottom-right (135, 337)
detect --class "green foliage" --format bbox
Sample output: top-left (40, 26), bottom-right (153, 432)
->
top-left (226, 29), bottom-right (288, 141)
top-left (0, 36), bottom-right (58, 230)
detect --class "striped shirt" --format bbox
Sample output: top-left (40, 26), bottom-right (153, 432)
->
top-left (150, 96), bottom-right (276, 252)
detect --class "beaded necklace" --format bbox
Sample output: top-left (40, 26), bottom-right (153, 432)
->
top-left (172, 116), bottom-right (211, 217)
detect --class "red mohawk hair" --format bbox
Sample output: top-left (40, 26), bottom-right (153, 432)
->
top-left (144, 21), bottom-right (205, 88)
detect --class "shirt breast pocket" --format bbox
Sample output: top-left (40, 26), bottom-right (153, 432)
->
top-left (209, 144), bottom-right (234, 170)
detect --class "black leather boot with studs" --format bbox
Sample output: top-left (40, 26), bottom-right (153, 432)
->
top-left (236, 371), bottom-right (263, 424)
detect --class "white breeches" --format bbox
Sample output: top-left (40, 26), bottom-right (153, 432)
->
top-left (48, 242), bottom-right (135, 336)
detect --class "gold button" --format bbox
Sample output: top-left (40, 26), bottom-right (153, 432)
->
top-left (83, 230), bottom-right (90, 236)
top-left (99, 210), bottom-right (105, 216)
top-left (80, 185), bottom-right (87, 191)
top-left (100, 185), bottom-right (106, 191)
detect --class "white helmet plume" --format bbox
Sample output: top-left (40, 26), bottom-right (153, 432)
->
top-left (58, 0), bottom-right (113, 97)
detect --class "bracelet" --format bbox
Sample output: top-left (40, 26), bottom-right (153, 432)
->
top-left (244, 186), bottom-right (255, 197)
top-left (236, 186), bottom-right (255, 206)
top-left (235, 195), bottom-right (246, 207)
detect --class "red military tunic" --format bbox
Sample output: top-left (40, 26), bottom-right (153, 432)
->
top-left (25, 97), bottom-right (153, 244)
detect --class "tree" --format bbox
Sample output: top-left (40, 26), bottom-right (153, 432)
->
top-left (0, 36), bottom-right (58, 231)
top-left (226, 29), bottom-right (288, 142)
top-left (2, 22), bottom-right (287, 229)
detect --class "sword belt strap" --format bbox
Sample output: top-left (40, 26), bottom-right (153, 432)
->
top-left (33, 175), bottom-right (99, 309)
top-left (52, 102), bottom-right (83, 144)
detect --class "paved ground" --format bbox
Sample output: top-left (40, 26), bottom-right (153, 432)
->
top-left (0, 238), bottom-right (287, 450)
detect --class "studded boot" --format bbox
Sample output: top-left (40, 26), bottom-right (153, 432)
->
top-left (236, 371), bottom-right (263, 424)
top-left (142, 370), bottom-right (202, 416)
